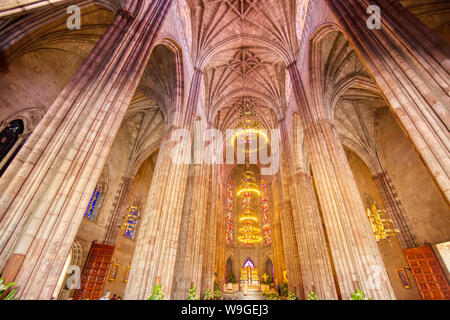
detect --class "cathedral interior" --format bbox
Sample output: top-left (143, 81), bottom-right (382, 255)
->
top-left (0, 0), bottom-right (449, 301)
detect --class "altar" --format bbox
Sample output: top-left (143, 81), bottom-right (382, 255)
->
top-left (240, 266), bottom-right (260, 291)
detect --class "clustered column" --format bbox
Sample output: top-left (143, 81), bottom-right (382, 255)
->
top-left (0, 0), bottom-right (174, 300)
top-left (279, 121), bottom-right (338, 299)
top-left (288, 62), bottom-right (395, 300)
top-left (125, 68), bottom-right (204, 300)
top-left (325, 0), bottom-right (450, 202)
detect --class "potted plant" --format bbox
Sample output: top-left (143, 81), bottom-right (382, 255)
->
top-left (213, 280), bottom-right (222, 300)
top-left (349, 289), bottom-right (371, 300)
top-left (203, 288), bottom-right (213, 300)
top-left (148, 284), bottom-right (165, 300)
top-left (0, 274), bottom-right (18, 300)
top-left (287, 291), bottom-right (298, 300)
top-left (263, 289), bottom-right (280, 300)
top-left (281, 281), bottom-right (289, 298)
top-left (308, 291), bottom-right (319, 300)
top-left (227, 272), bottom-right (236, 290)
top-left (187, 283), bottom-right (200, 300)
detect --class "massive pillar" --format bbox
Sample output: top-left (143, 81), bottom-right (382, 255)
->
top-left (279, 120), bottom-right (337, 299)
top-left (373, 171), bottom-right (416, 249)
top-left (173, 135), bottom-right (212, 299)
top-left (267, 181), bottom-right (286, 287)
top-left (125, 68), bottom-right (203, 300)
top-left (0, 0), bottom-right (174, 299)
top-left (201, 164), bottom-right (220, 293)
top-left (274, 169), bottom-right (304, 298)
top-left (215, 180), bottom-right (226, 288)
top-left (325, 0), bottom-right (450, 203)
top-left (288, 62), bottom-right (395, 300)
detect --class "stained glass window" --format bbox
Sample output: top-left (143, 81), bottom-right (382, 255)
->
top-left (260, 179), bottom-right (272, 246)
top-left (0, 119), bottom-right (25, 177)
top-left (124, 206), bottom-right (139, 240)
top-left (84, 185), bottom-right (103, 221)
top-left (243, 259), bottom-right (255, 269)
top-left (225, 178), bottom-right (234, 246)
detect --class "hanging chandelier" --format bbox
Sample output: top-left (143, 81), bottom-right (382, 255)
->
top-left (237, 169), bottom-right (261, 197)
top-left (232, 98), bottom-right (268, 148)
top-left (237, 169), bottom-right (263, 246)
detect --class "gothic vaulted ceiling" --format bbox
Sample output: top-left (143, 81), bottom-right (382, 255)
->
top-left (186, 0), bottom-right (308, 129)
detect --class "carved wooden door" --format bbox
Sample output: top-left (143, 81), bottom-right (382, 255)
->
top-left (404, 246), bottom-right (450, 300)
top-left (74, 243), bottom-right (115, 300)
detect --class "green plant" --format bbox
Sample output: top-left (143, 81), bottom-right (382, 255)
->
top-left (203, 288), bottom-right (213, 300)
top-left (213, 280), bottom-right (222, 300)
top-left (0, 275), bottom-right (18, 300)
top-left (227, 272), bottom-right (236, 284)
top-left (349, 289), bottom-right (371, 300)
top-left (281, 281), bottom-right (289, 297)
top-left (187, 284), bottom-right (200, 300)
top-left (148, 284), bottom-right (165, 300)
top-left (307, 291), bottom-right (319, 300)
top-left (263, 289), bottom-right (280, 300)
top-left (287, 291), bottom-right (298, 300)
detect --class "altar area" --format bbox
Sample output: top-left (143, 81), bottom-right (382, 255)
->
top-left (240, 265), bottom-right (260, 291)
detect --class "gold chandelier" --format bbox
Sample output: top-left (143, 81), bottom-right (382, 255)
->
top-left (237, 169), bottom-right (263, 246)
top-left (237, 169), bottom-right (261, 197)
top-left (232, 98), bottom-right (268, 149)
top-left (237, 233), bottom-right (263, 245)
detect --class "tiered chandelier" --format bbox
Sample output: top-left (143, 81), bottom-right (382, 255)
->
top-left (232, 98), bottom-right (268, 148)
top-left (237, 169), bottom-right (263, 246)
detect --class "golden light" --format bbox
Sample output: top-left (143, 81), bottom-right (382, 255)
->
top-left (239, 215), bottom-right (258, 223)
top-left (231, 128), bottom-right (268, 145)
top-left (239, 226), bottom-right (261, 234)
top-left (238, 234), bottom-right (263, 245)
top-left (237, 187), bottom-right (261, 197)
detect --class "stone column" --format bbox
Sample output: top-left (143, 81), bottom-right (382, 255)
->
top-left (0, 0), bottom-right (175, 299)
top-left (279, 121), bottom-right (337, 299)
top-left (274, 171), bottom-right (304, 298)
top-left (214, 181), bottom-right (226, 287)
top-left (173, 146), bottom-right (212, 299)
top-left (201, 164), bottom-right (220, 293)
top-left (373, 171), bottom-right (416, 249)
top-left (267, 182), bottom-right (286, 286)
top-left (125, 69), bottom-right (204, 300)
top-left (288, 62), bottom-right (395, 300)
top-left (325, 0), bottom-right (450, 202)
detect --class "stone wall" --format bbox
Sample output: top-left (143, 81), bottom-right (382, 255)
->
top-left (345, 149), bottom-right (422, 300)
top-left (102, 153), bottom-right (157, 299)
top-left (376, 108), bottom-right (450, 246)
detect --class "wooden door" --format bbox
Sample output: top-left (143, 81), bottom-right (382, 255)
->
top-left (74, 243), bottom-right (115, 300)
top-left (404, 246), bottom-right (450, 300)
